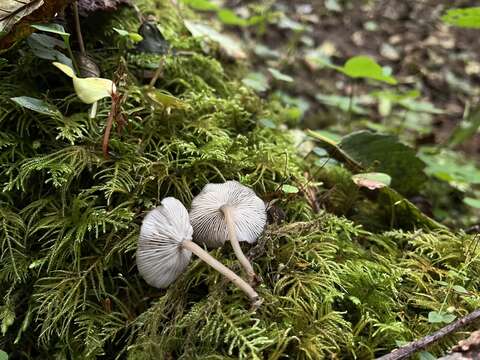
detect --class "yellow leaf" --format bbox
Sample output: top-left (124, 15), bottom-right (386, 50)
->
top-left (52, 62), bottom-right (115, 104)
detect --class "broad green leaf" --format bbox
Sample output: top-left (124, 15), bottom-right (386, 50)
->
top-left (11, 96), bottom-right (60, 116)
top-left (53, 62), bottom-right (115, 104)
top-left (27, 33), bottom-right (73, 68)
top-left (340, 56), bottom-right (397, 84)
top-left (147, 89), bottom-right (185, 109)
top-left (182, 0), bottom-right (219, 11)
top-left (449, 107), bottom-right (480, 147)
top-left (464, 197), bottom-right (480, 209)
top-left (339, 131), bottom-right (427, 195)
top-left (442, 7), bottom-right (480, 29)
top-left (315, 94), bottom-right (368, 114)
top-left (259, 118), bottom-right (276, 129)
top-left (31, 23), bottom-right (70, 38)
top-left (281, 184), bottom-right (299, 194)
top-left (268, 68), bottom-right (293, 82)
top-left (0, 350), bottom-right (7, 360)
top-left (242, 72), bottom-right (269, 92)
top-left (351, 172), bottom-right (392, 190)
top-left (113, 28), bottom-right (143, 42)
top-left (217, 9), bottom-right (248, 26)
top-left (418, 352), bottom-right (436, 360)
top-left (428, 311), bottom-right (456, 324)
top-left (452, 285), bottom-right (469, 294)
top-left (419, 149), bottom-right (480, 187)
top-left (184, 20), bottom-right (246, 59)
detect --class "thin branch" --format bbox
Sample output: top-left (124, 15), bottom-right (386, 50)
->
top-left (376, 309), bottom-right (480, 360)
top-left (72, 1), bottom-right (86, 56)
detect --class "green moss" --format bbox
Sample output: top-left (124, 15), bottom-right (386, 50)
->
top-left (0, 1), bottom-right (479, 359)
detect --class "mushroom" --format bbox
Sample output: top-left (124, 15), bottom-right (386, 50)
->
top-left (136, 197), bottom-right (261, 306)
top-left (189, 181), bottom-right (266, 284)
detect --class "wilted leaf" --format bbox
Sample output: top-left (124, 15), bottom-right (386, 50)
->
top-left (0, 0), bottom-right (44, 34)
top-left (442, 7), bottom-right (480, 29)
top-left (268, 68), bottom-right (293, 82)
top-left (184, 20), bottom-right (246, 59)
top-left (53, 62), bottom-right (115, 104)
top-left (352, 172), bottom-right (391, 190)
top-left (339, 131), bottom-right (427, 195)
top-left (339, 56), bottom-right (397, 84)
top-left (11, 96), bottom-right (61, 116)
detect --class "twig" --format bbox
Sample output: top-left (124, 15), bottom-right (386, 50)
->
top-left (376, 309), bottom-right (480, 360)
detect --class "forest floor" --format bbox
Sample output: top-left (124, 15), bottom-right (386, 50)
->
top-left (230, 0), bottom-right (480, 153)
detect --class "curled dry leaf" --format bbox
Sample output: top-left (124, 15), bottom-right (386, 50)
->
top-left (351, 172), bottom-right (392, 190)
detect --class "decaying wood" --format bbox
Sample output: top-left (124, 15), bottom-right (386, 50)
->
top-left (376, 310), bottom-right (480, 360)
top-left (0, 0), bottom-right (71, 50)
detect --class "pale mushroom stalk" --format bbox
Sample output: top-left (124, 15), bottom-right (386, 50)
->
top-left (221, 205), bottom-right (256, 282)
top-left (181, 239), bottom-right (259, 304)
top-left (189, 181), bottom-right (267, 286)
top-left (137, 197), bottom-right (262, 307)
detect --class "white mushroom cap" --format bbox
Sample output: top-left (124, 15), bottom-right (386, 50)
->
top-left (189, 181), bottom-right (267, 248)
top-left (136, 197), bottom-right (193, 288)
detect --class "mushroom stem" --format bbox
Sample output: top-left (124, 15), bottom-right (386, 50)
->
top-left (221, 205), bottom-right (257, 284)
top-left (182, 240), bottom-right (261, 307)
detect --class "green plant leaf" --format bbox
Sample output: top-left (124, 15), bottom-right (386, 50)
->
top-left (339, 131), bottom-right (426, 195)
top-left (351, 172), bottom-right (391, 190)
top-left (184, 20), bottom-right (246, 59)
top-left (0, 350), bottom-right (8, 360)
top-left (27, 33), bottom-right (73, 69)
top-left (11, 96), bottom-right (61, 116)
top-left (268, 68), bottom-right (293, 82)
top-left (452, 285), bottom-right (469, 294)
top-left (418, 352), bottom-right (436, 360)
top-left (281, 184), bottom-right (299, 194)
top-left (182, 0), bottom-right (220, 11)
top-left (442, 7), bottom-right (480, 29)
top-left (428, 311), bottom-right (456, 324)
top-left (31, 23), bottom-right (70, 38)
top-left (449, 107), bottom-right (480, 147)
top-left (340, 56), bottom-right (397, 84)
top-left (464, 197), bottom-right (480, 209)
top-left (217, 9), bottom-right (248, 26)
top-left (113, 28), bottom-right (143, 42)
top-left (242, 72), bottom-right (269, 92)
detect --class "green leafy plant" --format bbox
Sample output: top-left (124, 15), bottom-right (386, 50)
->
top-left (442, 7), bottom-right (480, 28)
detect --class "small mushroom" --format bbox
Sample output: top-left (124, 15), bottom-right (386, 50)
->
top-left (136, 197), bottom-right (261, 306)
top-left (189, 181), bottom-right (267, 284)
